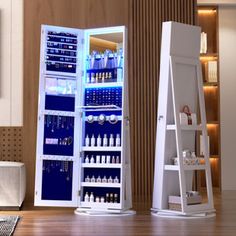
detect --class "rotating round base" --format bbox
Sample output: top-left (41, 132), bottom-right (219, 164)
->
top-left (74, 208), bottom-right (136, 216)
top-left (151, 210), bottom-right (216, 219)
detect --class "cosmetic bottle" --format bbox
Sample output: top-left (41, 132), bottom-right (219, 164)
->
top-left (102, 176), bottom-right (107, 183)
top-left (86, 73), bottom-right (90, 83)
top-left (85, 175), bottom-right (90, 182)
top-left (90, 155), bottom-right (95, 164)
top-left (91, 175), bottom-right (95, 183)
top-left (116, 156), bottom-right (120, 164)
top-left (106, 193), bottom-right (110, 203)
top-left (91, 134), bottom-right (95, 147)
top-left (114, 194), bottom-right (118, 203)
top-left (115, 134), bottom-right (121, 147)
top-left (106, 155), bottom-right (111, 164)
top-left (109, 134), bottom-right (114, 147)
top-left (114, 176), bottom-right (119, 183)
top-left (101, 155), bottom-right (106, 164)
top-left (108, 176), bottom-right (113, 183)
top-left (91, 73), bottom-right (95, 83)
top-left (85, 134), bottom-right (90, 147)
top-left (112, 156), bottom-right (116, 164)
top-left (96, 155), bottom-right (100, 164)
top-left (84, 192), bottom-right (89, 202)
top-left (90, 192), bottom-right (94, 202)
top-left (103, 134), bottom-right (108, 147)
top-left (85, 155), bottom-right (89, 163)
top-left (97, 134), bottom-right (101, 147)
top-left (110, 193), bottom-right (114, 203)
top-left (97, 176), bottom-right (101, 183)
top-left (101, 197), bottom-right (105, 203)
top-left (96, 197), bottom-right (100, 203)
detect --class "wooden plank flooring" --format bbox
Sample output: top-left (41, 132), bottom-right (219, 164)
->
top-left (2, 191), bottom-right (236, 236)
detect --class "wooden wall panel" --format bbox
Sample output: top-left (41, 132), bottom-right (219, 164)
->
top-left (23, 0), bottom-right (196, 203)
top-left (129, 0), bottom-right (196, 202)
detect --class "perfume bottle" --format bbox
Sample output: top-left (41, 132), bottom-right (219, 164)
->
top-left (96, 155), bottom-right (100, 164)
top-left (106, 155), bottom-right (111, 164)
top-left (85, 155), bottom-right (89, 163)
top-left (109, 134), bottom-right (114, 147)
top-left (84, 192), bottom-right (89, 202)
top-left (114, 176), bottom-right (119, 183)
top-left (101, 155), bottom-right (106, 164)
top-left (85, 134), bottom-right (90, 146)
top-left (85, 175), bottom-right (90, 182)
top-left (112, 156), bottom-right (116, 164)
top-left (108, 176), bottom-right (113, 183)
top-left (95, 197), bottom-right (100, 203)
top-left (97, 134), bottom-right (101, 147)
top-left (114, 193), bottom-right (118, 203)
top-left (116, 156), bottom-right (120, 164)
top-left (86, 73), bottom-right (90, 83)
top-left (91, 134), bottom-right (95, 147)
top-left (103, 134), bottom-right (108, 147)
top-left (90, 192), bottom-right (94, 202)
top-left (116, 134), bottom-right (121, 146)
top-left (106, 193), bottom-right (110, 203)
top-left (102, 176), bottom-right (107, 183)
top-left (110, 193), bottom-right (114, 203)
top-left (101, 197), bottom-right (105, 203)
top-left (97, 175), bottom-right (101, 183)
top-left (90, 155), bottom-right (95, 163)
top-left (91, 175), bottom-right (96, 182)
top-left (91, 73), bottom-right (95, 83)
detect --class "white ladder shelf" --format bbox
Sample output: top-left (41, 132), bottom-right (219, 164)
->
top-left (152, 22), bottom-right (215, 218)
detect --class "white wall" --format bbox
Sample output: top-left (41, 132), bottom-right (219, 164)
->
top-left (219, 6), bottom-right (236, 190)
top-left (0, 0), bottom-right (23, 126)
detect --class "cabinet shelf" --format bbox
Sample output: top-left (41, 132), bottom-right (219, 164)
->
top-left (82, 163), bottom-right (122, 168)
top-left (82, 146), bottom-right (122, 152)
top-left (164, 164), bottom-right (206, 171)
top-left (80, 201), bottom-right (121, 209)
top-left (203, 82), bottom-right (218, 87)
top-left (81, 182), bottom-right (121, 188)
top-left (85, 82), bottom-right (123, 88)
top-left (167, 124), bottom-right (203, 131)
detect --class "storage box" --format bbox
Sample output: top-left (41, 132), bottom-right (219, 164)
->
top-left (168, 195), bottom-right (202, 211)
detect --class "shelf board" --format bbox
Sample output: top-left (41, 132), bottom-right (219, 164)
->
top-left (80, 201), bottom-right (121, 209)
top-left (200, 53), bottom-right (218, 58)
top-left (85, 82), bottom-right (123, 88)
top-left (164, 164), bottom-right (206, 171)
top-left (81, 182), bottom-right (121, 188)
top-left (82, 163), bottom-right (122, 168)
top-left (203, 82), bottom-right (218, 87)
top-left (207, 121), bottom-right (219, 125)
top-left (82, 146), bottom-right (122, 152)
top-left (167, 124), bottom-right (202, 131)
top-left (210, 155), bottom-right (219, 159)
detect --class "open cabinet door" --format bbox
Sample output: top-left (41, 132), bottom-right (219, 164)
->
top-left (34, 25), bottom-right (84, 207)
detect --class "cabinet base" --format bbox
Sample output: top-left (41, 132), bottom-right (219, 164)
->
top-left (74, 208), bottom-right (136, 216)
top-left (151, 209), bottom-right (216, 219)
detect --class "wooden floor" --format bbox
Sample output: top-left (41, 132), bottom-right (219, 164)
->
top-left (2, 191), bottom-right (236, 236)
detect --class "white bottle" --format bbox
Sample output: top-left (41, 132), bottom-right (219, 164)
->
top-left (85, 134), bottom-right (90, 146)
top-left (109, 134), bottom-right (114, 147)
top-left (102, 176), bottom-right (107, 183)
top-left (95, 197), bottom-right (100, 203)
top-left (108, 176), bottom-right (113, 183)
top-left (86, 73), bottom-right (90, 83)
top-left (116, 156), bottom-right (120, 164)
top-left (90, 192), bottom-right (94, 202)
top-left (97, 175), bottom-right (101, 183)
top-left (112, 156), bottom-right (116, 164)
top-left (85, 192), bottom-right (89, 202)
top-left (91, 134), bottom-right (95, 147)
top-left (101, 155), bottom-right (106, 164)
top-left (91, 175), bottom-right (95, 182)
top-left (90, 155), bottom-right (95, 163)
top-left (96, 155), bottom-right (100, 164)
top-left (100, 197), bottom-right (105, 203)
top-left (91, 73), bottom-right (95, 83)
top-left (115, 134), bottom-right (121, 147)
top-left (97, 134), bottom-right (101, 147)
top-left (106, 155), bottom-right (111, 164)
top-left (114, 176), bottom-right (119, 183)
top-left (85, 155), bottom-right (89, 163)
top-left (103, 134), bottom-right (108, 147)
top-left (85, 175), bottom-right (90, 182)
